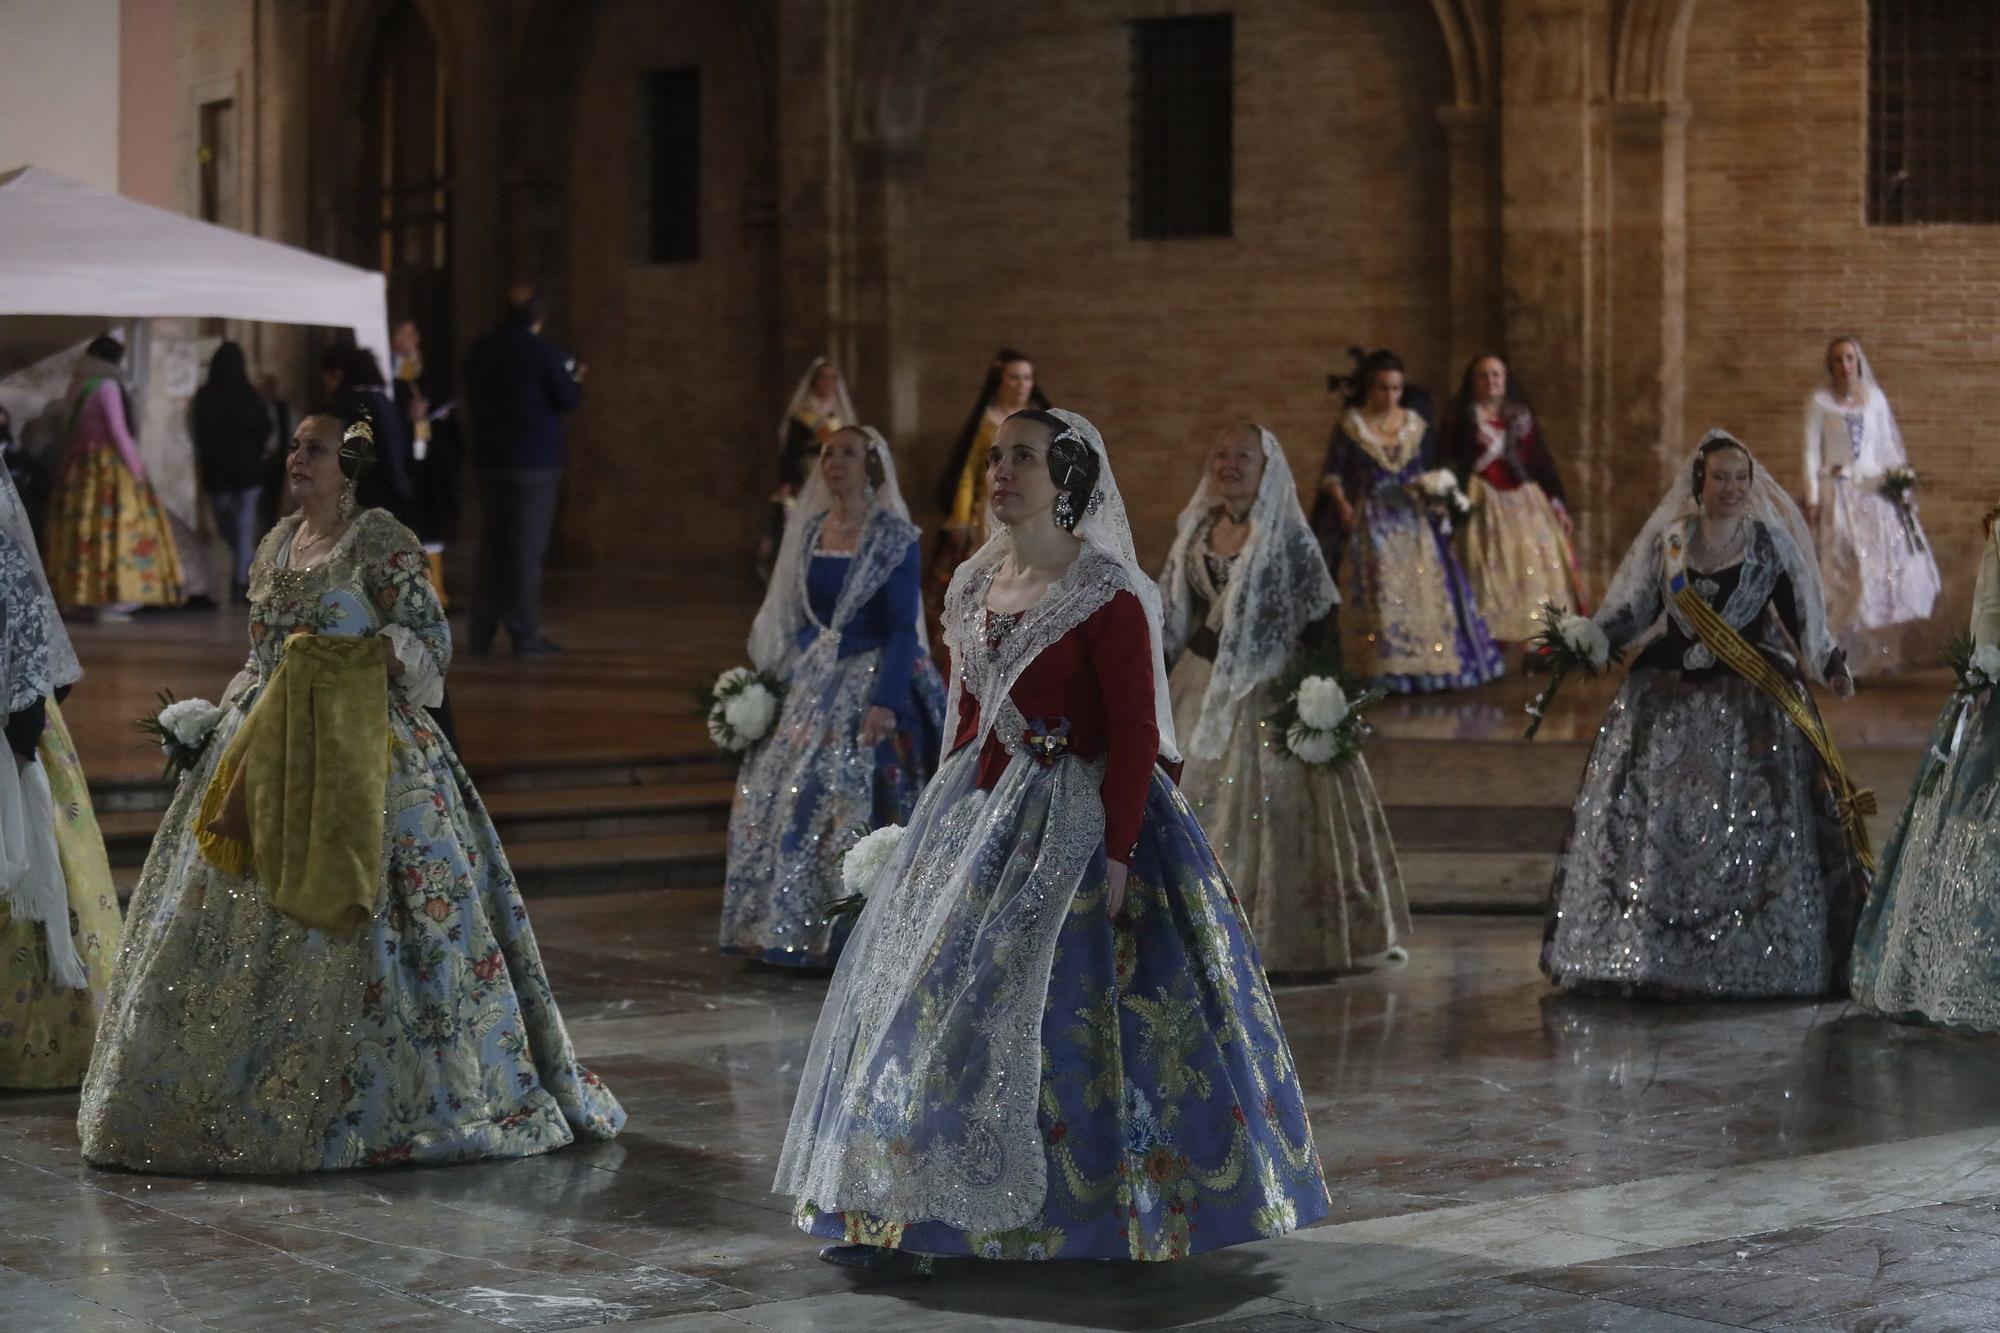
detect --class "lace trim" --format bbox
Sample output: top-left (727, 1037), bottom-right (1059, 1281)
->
top-left (1665, 521), bottom-right (1782, 672)
top-left (382, 624), bottom-right (444, 708)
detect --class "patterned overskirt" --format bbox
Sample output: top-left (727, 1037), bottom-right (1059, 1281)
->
top-left (1460, 478), bottom-right (1586, 642)
top-left (1850, 692), bottom-right (2000, 1030)
top-left (789, 763), bottom-right (1330, 1260)
top-left (1339, 491), bottom-right (1503, 693)
top-left (1542, 668), bottom-right (1866, 999)
top-left (79, 691), bottom-right (623, 1173)
top-left (1170, 658), bottom-right (1409, 973)
top-left (0, 702), bottom-right (122, 1088)
top-left (720, 643), bottom-right (946, 966)
top-left (44, 448), bottom-right (184, 609)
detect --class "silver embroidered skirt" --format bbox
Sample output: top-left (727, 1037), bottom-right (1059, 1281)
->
top-left (1542, 668), bottom-right (1866, 999)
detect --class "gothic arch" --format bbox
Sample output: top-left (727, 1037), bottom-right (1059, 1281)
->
top-left (1613, 0), bottom-right (1699, 104)
top-left (1429, 0), bottom-right (1497, 109)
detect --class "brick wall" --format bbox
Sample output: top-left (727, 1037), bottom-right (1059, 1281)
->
top-left (561, 0), bottom-right (778, 573)
top-left (1683, 0), bottom-right (1999, 640)
top-left (899, 0), bottom-right (1454, 570)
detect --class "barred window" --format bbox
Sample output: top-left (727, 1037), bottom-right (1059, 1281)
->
top-left (1130, 14), bottom-right (1233, 240)
top-left (1869, 1), bottom-right (2000, 224)
top-left (640, 68), bottom-right (701, 262)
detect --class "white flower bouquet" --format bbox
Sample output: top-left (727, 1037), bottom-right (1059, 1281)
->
top-left (1921, 633), bottom-right (2000, 794)
top-left (823, 822), bottom-right (906, 924)
top-left (1523, 603), bottom-right (1621, 740)
top-left (134, 690), bottom-right (223, 783)
top-left (699, 666), bottom-right (785, 754)
top-left (1877, 466), bottom-right (1924, 553)
top-left (1266, 657), bottom-right (1386, 771)
top-left (1414, 469), bottom-right (1475, 525)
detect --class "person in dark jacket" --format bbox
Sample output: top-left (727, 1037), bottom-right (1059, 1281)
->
top-left (330, 346), bottom-right (416, 527)
top-left (461, 287), bottom-right (584, 656)
top-left (191, 342), bottom-right (273, 599)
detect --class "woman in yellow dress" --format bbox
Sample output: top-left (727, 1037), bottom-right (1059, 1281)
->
top-left (43, 335), bottom-right (184, 615)
top-left (926, 350), bottom-right (1048, 609)
top-left (0, 469), bottom-right (121, 1088)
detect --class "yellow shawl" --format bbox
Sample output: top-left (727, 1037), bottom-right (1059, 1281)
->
top-left (198, 634), bottom-right (391, 931)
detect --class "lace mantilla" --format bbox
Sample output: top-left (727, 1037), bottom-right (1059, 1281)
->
top-left (1157, 427), bottom-right (1336, 761)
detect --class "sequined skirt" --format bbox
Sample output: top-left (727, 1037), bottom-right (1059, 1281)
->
top-left (79, 697), bottom-right (624, 1173)
top-left (0, 703), bottom-right (121, 1088)
top-left (1339, 495), bottom-right (1504, 694)
top-left (1542, 668), bottom-right (1866, 999)
top-left (1169, 656), bottom-right (1409, 973)
top-left (1459, 479), bottom-right (1585, 643)
top-left (1850, 694), bottom-right (2000, 1030)
top-left (720, 644), bottom-right (946, 966)
top-left (790, 770), bottom-right (1330, 1260)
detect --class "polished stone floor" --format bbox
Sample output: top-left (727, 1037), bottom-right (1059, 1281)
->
top-left (11, 580), bottom-right (1995, 1329)
top-left (8, 902), bottom-right (2000, 1331)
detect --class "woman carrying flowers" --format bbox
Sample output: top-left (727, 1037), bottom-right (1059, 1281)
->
top-left (720, 425), bottom-right (944, 967)
top-left (1804, 337), bottom-right (1941, 673)
top-left (777, 409), bottom-right (1327, 1269)
top-left (1312, 349), bottom-right (1503, 693)
top-left (1159, 422), bottom-right (1408, 974)
top-left (1542, 430), bottom-right (1868, 999)
top-left (80, 404), bottom-right (621, 1173)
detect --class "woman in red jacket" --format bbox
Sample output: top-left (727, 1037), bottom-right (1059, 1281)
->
top-left (776, 408), bottom-right (1329, 1267)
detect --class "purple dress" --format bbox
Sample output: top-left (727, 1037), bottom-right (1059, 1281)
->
top-left (1322, 407), bottom-right (1503, 693)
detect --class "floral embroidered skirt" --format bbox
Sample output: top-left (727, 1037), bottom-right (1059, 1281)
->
top-left (1542, 669), bottom-right (1866, 999)
top-left (79, 698), bottom-right (624, 1173)
top-left (1339, 496), bottom-right (1503, 694)
top-left (792, 769), bottom-right (1330, 1260)
top-left (1460, 479), bottom-right (1586, 643)
top-left (0, 702), bottom-right (121, 1088)
top-left (1850, 694), bottom-right (2000, 1030)
top-left (720, 644), bottom-right (945, 967)
top-left (44, 448), bottom-right (183, 609)
top-left (1169, 660), bottom-right (1409, 973)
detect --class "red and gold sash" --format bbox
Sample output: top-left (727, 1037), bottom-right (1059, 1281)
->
top-left (1665, 523), bottom-right (1876, 871)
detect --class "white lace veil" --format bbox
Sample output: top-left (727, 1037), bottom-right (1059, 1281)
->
top-left (1158, 425), bottom-right (1336, 760)
top-left (1596, 429), bottom-right (1836, 681)
top-left (775, 356), bottom-right (857, 450)
top-left (941, 408), bottom-right (1180, 764)
top-left (1808, 336), bottom-right (1906, 471)
top-left (747, 425), bottom-right (923, 678)
top-left (0, 466), bottom-right (81, 704)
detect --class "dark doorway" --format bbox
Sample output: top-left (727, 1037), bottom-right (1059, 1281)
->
top-left (361, 2), bottom-right (453, 361)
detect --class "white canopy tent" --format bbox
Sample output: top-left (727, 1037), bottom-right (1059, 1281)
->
top-left (0, 166), bottom-right (389, 365)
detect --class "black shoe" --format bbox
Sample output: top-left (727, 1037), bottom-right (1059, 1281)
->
top-left (514, 636), bottom-right (562, 657)
top-left (817, 1244), bottom-right (932, 1275)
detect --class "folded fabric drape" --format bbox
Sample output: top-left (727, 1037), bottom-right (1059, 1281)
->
top-left (199, 633), bottom-right (390, 930)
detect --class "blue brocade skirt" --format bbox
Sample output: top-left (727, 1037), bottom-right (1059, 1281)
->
top-left (793, 770), bottom-right (1330, 1260)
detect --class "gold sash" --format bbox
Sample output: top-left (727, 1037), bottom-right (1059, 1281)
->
top-left (1665, 523), bottom-right (1876, 871)
top-left (198, 634), bottom-right (393, 930)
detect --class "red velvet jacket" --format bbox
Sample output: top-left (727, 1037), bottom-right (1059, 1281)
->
top-left (948, 590), bottom-right (1160, 864)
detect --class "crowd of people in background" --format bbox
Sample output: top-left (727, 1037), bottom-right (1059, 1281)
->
top-left (11, 283), bottom-right (585, 659)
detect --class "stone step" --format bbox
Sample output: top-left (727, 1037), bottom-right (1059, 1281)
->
top-left (1401, 851), bottom-right (1553, 914)
top-left (505, 831), bottom-right (726, 896)
top-left (89, 750), bottom-right (739, 816)
top-left (98, 779), bottom-right (739, 867)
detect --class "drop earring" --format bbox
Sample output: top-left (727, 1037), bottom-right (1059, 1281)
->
top-left (1053, 492), bottom-right (1075, 530)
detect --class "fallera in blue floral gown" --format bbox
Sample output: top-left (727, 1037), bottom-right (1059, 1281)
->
top-left (78, 510), bottom-right (622, 1173)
